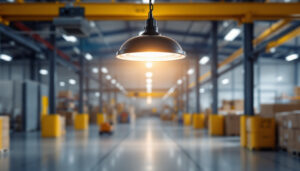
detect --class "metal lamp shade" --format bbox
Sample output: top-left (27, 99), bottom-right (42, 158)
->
top-left (116, 35), bottom-right (186, 61)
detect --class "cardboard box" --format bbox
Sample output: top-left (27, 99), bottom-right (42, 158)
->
top-left (260, 104), bottom-right (300, 118)
top-left (224, 115), bottom-right (240, 136)
top-left (294, 87), bottom-right (300, 97)
top-left (58, 90), bottom-right (73, 99)
top-left (286, 113), bottom-right (300, 129)
top-left (233, 100), bottom-right (244, 111)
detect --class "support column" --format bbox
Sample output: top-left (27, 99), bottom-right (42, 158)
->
top-left (211, 21), bottom-right (218, 114)
top-left (185, 70), bottom-right (189, 113)
top-left (243, 23), bottom-right (254, 116)
top-left (74, 40), bottom-right (89, 130)
top-left (99, 70), bottom-right (103, 113)
top-left (41, 25), bottom-right (62, 138)
top-left (195, 57), bottom-right (200, 114)
top-left (49, 25), bottom-right (56, 115)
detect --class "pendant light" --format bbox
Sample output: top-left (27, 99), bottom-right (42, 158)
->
top-left (116, 0), bottom-right (186, 61)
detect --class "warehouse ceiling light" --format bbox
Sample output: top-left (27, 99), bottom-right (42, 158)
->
top-left (106, 75), bottom-right (112, 80)
top-left (39, 69), bottom-right (48, 75)
top-left (187, 68), bottom-right (194, 75)
top-left (85, 53), bottom-right (93, 61)
top-left (69, 79), bottom-right (76, 85)
top-left (92, 67), bottom-right (99, 74)
top-left (199, 56), bottom-right (210, 65)
top-left (224, 28), bottom-right (240, 41)
top-left (116, 0), bottom-right (185, 61)
top-left (0, 54), bottom-right (12, 62)
top-left (177, 79), bottom-right (182, 85)
top-left (101, 67), bottom-right (108, 74)
top-left (222, 78), bottom-right (230, 85)
top-left (59, 81), bottom-right (65, 87)
top-left (285, 53), bottom-right (299, 61)
top-left (62, 34), bottom-right (77, 43)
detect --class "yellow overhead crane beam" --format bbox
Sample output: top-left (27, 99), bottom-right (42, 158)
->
top-left (188, 19), bottom-right (291, 88)
top-left (127, 91), bottom-right (172, 98)
top-left (0, 3), bottom-right (300, 21)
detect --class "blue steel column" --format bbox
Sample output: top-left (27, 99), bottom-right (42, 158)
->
top-left (195, 57), bottom-right (200, 113)
top-left (99, 68), bottom-right (103, 113)
top-left (211, 21), bottom-right (218, 114)
top-left (243, 23), bottom-right (254, 115)
top-left (79, 43), bottom-right (84, 114)
top-left (49, 25), bottom-right (56, 114)
top-left (185, 69), bottom-right (189, 113)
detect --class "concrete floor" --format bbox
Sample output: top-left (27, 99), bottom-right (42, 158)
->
top-left (0, 118), bottom-right (299, 171)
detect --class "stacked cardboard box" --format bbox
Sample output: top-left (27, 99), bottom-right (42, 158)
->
top-left (260, 104), bottom-right (300, 118)
top-left (220, 100), bottom-right (244, 114)
top-left (0, 116), bottom-right (9, 151)
top-left (224, 115), bottom-right (240, 136)
top-left (294, 87), bottom-right (300, 97)
top-left (58, 90), bottom-right (73, 99)
top-left (276, 111), bottom-right (300, 153)
top-left (59, 111), bottom-right (76, 126)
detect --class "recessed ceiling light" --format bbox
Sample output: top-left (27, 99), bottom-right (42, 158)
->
top-left (92, 68), bottom-right (99, 73)
top-left (69, 79), bottom-right (76, 85)
top-left (85, 53), bottom-right (93, 61)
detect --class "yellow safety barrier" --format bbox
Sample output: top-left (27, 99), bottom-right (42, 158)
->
top-left (193, 113), bottom-right (205, 129)
top-left (74, 114), bottom-right (89, 130)
top-left (246, 116), bottom-right (275, 150)
top-left (97, 113), bottom-right (105, 125)
top-left (240, 115), bottom-right (248, 147)
top-left (183, 113), bottom-right (192, 126)
top-left (41, 96), bottom-right (48, 115)
top-left (41, 114), bottom-right (62, 138)
top-left (209, 115), bottom-right (224, 136)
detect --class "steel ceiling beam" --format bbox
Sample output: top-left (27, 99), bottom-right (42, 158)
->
top-left (0, 3), bottom-right (300, 21)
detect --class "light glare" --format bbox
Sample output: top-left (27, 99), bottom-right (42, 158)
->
top-left (117, 52), bottom-right (185, 61)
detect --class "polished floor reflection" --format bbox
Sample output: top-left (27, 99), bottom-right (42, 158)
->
top-left (0, 118), bottom-right (299, 171)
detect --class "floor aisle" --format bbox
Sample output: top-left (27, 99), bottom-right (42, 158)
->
top-left (0, 118), bottom-right (299, 171)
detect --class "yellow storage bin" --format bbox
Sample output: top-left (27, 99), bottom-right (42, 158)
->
top-left (41, 114), bottom-right (62, 138)
top-left (209, 115), bottom-right (224, 136)
top-left (246, 116), bottom-right (275, 150)
top-left (183, 113), bottom-right (192, 126)
top-left (240, 115), bottom-right (248, 147)
top-left (97, 113), bottom-right (105, 125)
top-left (74, 114), bottom-right (89, 130)
top-left (193, 114), bottom-right (205, 129)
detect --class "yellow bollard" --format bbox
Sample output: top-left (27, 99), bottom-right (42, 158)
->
top-left (97, 113), bottom-right (105, 126)
top-left (209, 115), bottom-right (224, 136)
top-left (41, 114), bottom-right (62, 138)
top-left (74, 114), bottom-right (89, 130)
top-left (193, 113), bottom-right (205, 129)
top-left (183, 113), bottom-right (192, 126)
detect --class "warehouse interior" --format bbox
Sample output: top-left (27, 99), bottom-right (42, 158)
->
top-left (0, 0), bottom-right (300, 171)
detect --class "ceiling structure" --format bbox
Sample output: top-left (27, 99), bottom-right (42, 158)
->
top-left (1, 0), bottom-right (300, 94)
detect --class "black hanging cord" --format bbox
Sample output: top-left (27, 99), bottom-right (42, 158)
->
top-left (142, 0), bottom-right (159, 35)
